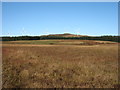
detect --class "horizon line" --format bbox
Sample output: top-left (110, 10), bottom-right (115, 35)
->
top-left (1, 33), bottom-right (119, 37)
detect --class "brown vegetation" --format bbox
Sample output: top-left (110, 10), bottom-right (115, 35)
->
top-left (2, 40), bottom-right (118, 88)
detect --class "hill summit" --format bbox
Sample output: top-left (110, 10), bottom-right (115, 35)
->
top-left (42, 33), bottom-right (89, 37)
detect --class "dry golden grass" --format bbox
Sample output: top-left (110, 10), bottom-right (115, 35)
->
top-left (3, 39), bottom-right (117, 45)
top-left (2, 40), bottom-right (118, 88)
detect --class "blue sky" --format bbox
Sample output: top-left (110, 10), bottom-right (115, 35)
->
top-left (2, 2), bottom-right (118, 36)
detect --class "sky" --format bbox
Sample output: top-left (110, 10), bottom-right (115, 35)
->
top-left (2, 2), bottom-right (118, 36)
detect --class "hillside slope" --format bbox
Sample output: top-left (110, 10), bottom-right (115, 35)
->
top-left (41, 33), bottom-right (89, 37)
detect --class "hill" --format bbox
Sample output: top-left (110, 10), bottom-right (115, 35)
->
top-left (41, 33), bottom-right (89, 37)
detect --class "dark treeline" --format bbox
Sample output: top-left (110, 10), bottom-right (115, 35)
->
top-left (1, 35), bottom-right (120, 42)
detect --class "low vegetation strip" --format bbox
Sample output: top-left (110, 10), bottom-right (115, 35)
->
top-left (2, 40), bottom-right (117, 46)
top-left (1, 35), bottom-right (119, 42)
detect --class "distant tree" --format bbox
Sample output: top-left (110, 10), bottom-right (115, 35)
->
top-left (2, 35), bottom-right (120, 42)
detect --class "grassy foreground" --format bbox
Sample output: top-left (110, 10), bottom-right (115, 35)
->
top-left (2, 40), bottom-right (118, 88)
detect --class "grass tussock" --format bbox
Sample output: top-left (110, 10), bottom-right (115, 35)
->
top-left (2, 41), bottom-right (118, 88)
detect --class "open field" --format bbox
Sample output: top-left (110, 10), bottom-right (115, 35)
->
top-left (2, 40), bottom-right (118, 88)
top-left (3, 39), bottom-right (117, 45)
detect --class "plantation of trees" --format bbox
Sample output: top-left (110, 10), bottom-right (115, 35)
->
top-left (1, 35), bottom-right (120, 42)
